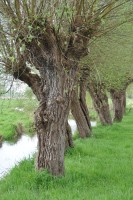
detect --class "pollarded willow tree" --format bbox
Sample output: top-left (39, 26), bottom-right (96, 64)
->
top-left (84, 18), bottom-right (133, 123)
top-left (0, 0), bottom-right (132, 176)
top-left (71, 1), bottom-right (133, 130)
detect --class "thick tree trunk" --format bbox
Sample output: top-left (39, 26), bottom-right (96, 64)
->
top-left (31, 37), bottom-right (79, 175)
top-left (71, 84), bottom-right (91, 138)
top-left (21, 21), bottom-right (89, 176)
top-left (14, 66), bottom-right (73, 151)
top-left (15, 66), bottom-right (68, 175)
top-left (110, 89), bottom-right (126, 122)
top-left (35, 104), bottom-right (66, 176)
top-left (88, 83), bottom-right (112, 125)
top-left (34, 66), bottom-right (76, 176)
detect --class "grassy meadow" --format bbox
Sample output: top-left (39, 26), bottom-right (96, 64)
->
top-left (0, 98), bottom-right (38, 141)
top-left (0, 110), bottom-right (133, 200)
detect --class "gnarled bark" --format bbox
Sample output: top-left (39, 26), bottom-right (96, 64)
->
top-left (88, 82), bottom-right (112, 125)
top-left (15, 64), bottom-right (71, 153)
top-left (110, 89), bottom-right (126, 122)
top-left (14, 65), bottom-right (73, 151)
top-left (34, 65), bottom-right (76, 176)
top-left (11, 18), bottom-right (90, 176)
top-left (27, 23), bottom-right (81, 175)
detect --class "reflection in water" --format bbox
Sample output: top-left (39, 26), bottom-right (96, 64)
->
top-left (0, 120), bottom-right (96, 179)
top-left (91, 121), bottom-right (97, 127)
top-left (68, 119), bottom-right (77, 133)
top-left (0, 135), bottom-right (37, 178)
top-left (0, 120), bottom-right (76, 179)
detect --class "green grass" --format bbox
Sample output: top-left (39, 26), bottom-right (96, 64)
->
top-left (0, 98), bottom-right (38, 140)
top-left (0, 111), bottom-right (133, 200)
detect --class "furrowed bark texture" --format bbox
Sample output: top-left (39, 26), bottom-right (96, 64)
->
top-left (88, 83), bottom-right (112, 125)
top-left (110, 89), bottom-right (126, 122)
top-left (34, 64), bottom-right (76, 176)
top-left (14, 66), bottom-right (73, 150)
top-left (25, 23), bottom-right (80, 176)
top-left (35, 62), bottom-right (78, 175)
top-left (14, 18), bottom-right (90, 176)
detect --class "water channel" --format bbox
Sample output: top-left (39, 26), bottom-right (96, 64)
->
top-left (0, 120), bottom-right (96, 179)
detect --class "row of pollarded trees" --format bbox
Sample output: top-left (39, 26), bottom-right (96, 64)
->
top-left (0, 0), bottom-right (133, 176)
top-left (73, 64), bottom-right (132, 136)
top-left (82, 21), bottom-right (133, 125)
top-left (88, 79), bottom-right (129, 124)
